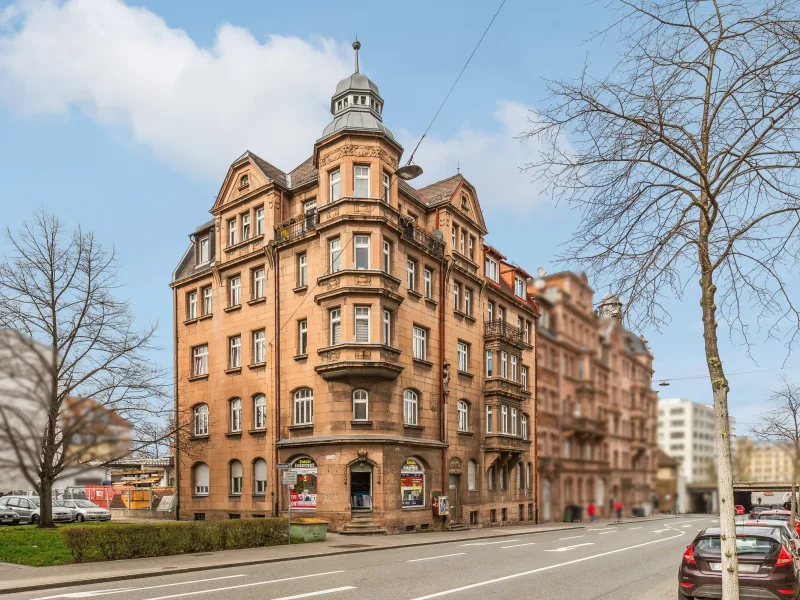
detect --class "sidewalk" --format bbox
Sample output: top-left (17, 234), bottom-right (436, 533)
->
top-left (0, 513), bottom-right (693, 594)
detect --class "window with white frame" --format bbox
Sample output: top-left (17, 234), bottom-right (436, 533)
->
top-left (230, 460), bottom-right (243, 495)
top-left (501, 405), bottom-right (508, 434)
top-left (521, 366), bottom-right (528, 391)
top-left (382, 172), bottom-right (390, 202)
top-left (468, 459), bottom-right (477, 491)
top-left (254, 459), bottom-right (267, 495)
top-left (228, 218), bottom-right (237, 246)
top-left (188, 291), bottom-right (197, 319)
top-left (424, 268), bottom-right (432, 299)
top-left (488, 465), bottom-right (495, 490)
top-left (487, 301), bottom-right (494, 322)
top-left (468, 236), bottom-right (475, 261)
top-left (451, 225), bottom-right (457, 250)
top-left (254, 394), bottom-right (266, 430)
top-left (298, 319), bottom-right (308, 355)
top-left (354, 165), bottom-right (369, 198)
top-left (511, 355), bottom-right (518, 381)
top-left (229, 275), bottom-right (241, 306)
top-left (193, 345), bottom-right (208, 377)
top-left (511, 407), bottom-right (518, 436)
top-left (298, 253), bottom-right (307, 287)
top-left (202, 286), bottom-right (212, 315)
top-left (457, 341), bottom-right (469, 372)
top-left (383, 240), bottom-right (391, 273)
top-left (354, 235), bottom-right (370, 270)
top-left (329, 168), bottom-right (340, 203)
top-left (242, 214), bottom-right (251, 241)
top-left (293, 388), bottom-right (313, 425)
top-left (515, 276), bottom-right (526, 298)
top-left (255, 207), bottom-right (264, 236)
top-left (198, 237), bottom-right (209, 264)
top-left (193, 404), bottom-right (209, 435)
top-left (383, 309), bottom-right (392, 346)
top-left (524, 320), bottom-right (530, 343)
top-left (486, 405), bottom-right (493, 433)
top-left (193, 463), bottom-right (209, 495)
top-left (230, 398), bottom-right (242, 432)
top-left (355, 306), bottom-right (370, 343)
top-left (526, 463), bottom-right (532, 489)
top-left (253, 268), bottom-right (265, 299)
top-left (353, 389), bottom-right (369, 421)
top-left (457, 400), bottom-right (468, 432)
top-left (498, 306), bottom-right (505, 322)
top-left (329, 308), bottom-right (341, 345)
top-left (329, 238), bottom-right (341, 273)
top-left (253, 329), bottom-right (266, 364)
top-left (486, 257), bottom-right (499, 282)
top-left (407, 259), bottom-right (416, 291)
top-left (486, 350), bottom-right (493, 377)
top-left (403, 389), bottom-right (418, 425)
top-left (522, 414), bottom-right (528, 440)
top-left (453, 282), bottom-right (460, 310)
top-left (229, 335), bottom-right (241, 369)
top-left (413, 326), bottom-right (427, 360)
top-left (464, 288), bottom-right (472, 315)
top-left (460, 230), bottom-right (465, 255)
top-left (501, 351), bottom-right (508, 378)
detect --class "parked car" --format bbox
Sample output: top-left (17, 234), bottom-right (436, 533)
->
top-left (54, 499), bottom-right (111, 522)
top-left (0, 496), bottom-right (72, 524)
top-left (0, 506), bottom-right (20, 526)
top-left (757, 511), bottom-right (800, 535)
top-left (735, 505), bottom-right (745, 515)
top-left (679, 525), bottom-right (800, 600)
top-left (745, 519), bottom-right (800, 551)
top-left (751, 505), bottom-right (775, 519)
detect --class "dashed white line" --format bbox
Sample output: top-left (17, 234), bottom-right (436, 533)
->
top-left (408, 553), bottom-right (466, 562)
top-left (139, 572), bottom-right (345, 600)
top-left (501, 542), bottom-right (538, 549)
top-left (460, 539), bottom-right (520, 546)
top-left (269, 588), bottom-right (356, 600)
top-left (598, 530), bottom-right (617, 535)
top-left (627, 527), bottom-right (642, 530)
top-left (558, 535), bottom-right (585, 540)
top-left (29, 577), bottom-right (249, 600)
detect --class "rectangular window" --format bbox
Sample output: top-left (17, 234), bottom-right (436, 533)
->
top-left (486, 350), bottom-right (493, 377)
top-left (228, 218), bottom-right (237, 246)
top-left (501, 405), bottom-right (508, 434)
top-left (501, 351), bottom-right (508, 378)
top-left (424, 268), bottom-right (433, 299)
top-left (229, 335), bottom-right (241, 369)
top-left (202, 286), bottom-right (212, 315)
top-left (485, 257), bottom-right (499, 282)
top-left (486, 405), bottom-right (493, 434)
top-left (522, 415), bottom-right (528, 440)
top-left (354, 235), bottom-right (370, 270)
top-left (511, 355), bottom-right (518, 381)
top-left (241, 213), bottom-right (251, 241)
top-left (298, 253), bottom-right (307, 287)
top-left (198, 237), bottom-right (209, 264)
top-left (460, 231), bottom-right (465, 255)
top-left (498, 306), bottom-right (505, 323)
top-left (468, 236), bottom-right (475, 261)
top-left (298, 319), bottom-right (307, 355)
top-left (382, 172), bottom-right (390, 203)
top-left (253, 268), bottom-right (265, 299)
top-left (511, 407), bottom-right (518, 436)
top-left (404, 391), bottom-right (418, 426)
top-left (383, 309), bottom-right (392, 346)
top-left (253, 330), bottom-right (266, 364)
top-left (578, 359), bottom-right (585, 380)
top-left (453, 282), bottom-right (460, 310)
top-left (329, 168), bottom-right (340, 203)
top-left (329, 238), bottom-right (341, 273)
top-left (464, 288), bottom-right (472, 315)
top-left (354, 165), bottom-right (370, 198)
top-left (457, 342), bottom-right (469, 372)
top-left (487, 301), bottom-right (494, 322)
top-left (515, 277), bottom-right (526, 298)
top-left (451, 225), bottom-right (457, 250)
top-left (192, 345), bottom-right (208, 377)
top-left (524, 320), bottom-right (530, 344)
top-left (521, 366), bottom-right (528, 391)
top-left (383, 240), bottom-right (391, 273)
top-left (229, 275), bottom-right (241, 306)
top-left (407, 259), bottom-right (416, 291)
top-left (413, 326), bottom-right (427, 360)
top-left (327, 308), bottom-right (341, 346)
top-left (255, 207), bottom-right (264, 236)
top-left (353, 392), bottom-right (369, 421)
top-left (187, 291), bottom-right (197, 320)
top-left (355, 306), bottom-right (370, 343)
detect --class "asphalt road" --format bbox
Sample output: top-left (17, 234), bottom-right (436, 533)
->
top-left (5, 516), bottom-right (717, 600)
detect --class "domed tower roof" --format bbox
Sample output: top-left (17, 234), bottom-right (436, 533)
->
top-left (320, 41), bottom-right (394, 141)
top-left (596, 291), bottom-right (623, 320)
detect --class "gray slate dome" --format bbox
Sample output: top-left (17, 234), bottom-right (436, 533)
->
top-left (334, 73), bottom-right (381, 97)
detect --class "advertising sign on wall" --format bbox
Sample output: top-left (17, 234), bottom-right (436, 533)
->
top-left (290, 457), bottom-right (318, 510)
top-left (401, 458), bottom-right (424, 508)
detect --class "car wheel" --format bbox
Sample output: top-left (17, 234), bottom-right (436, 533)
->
top-left (31, 514), bottom-right (39, 524)
top-left (678, 592), bottom-right (692, 600)
top-left (76, 514), bottom-right (84, 522)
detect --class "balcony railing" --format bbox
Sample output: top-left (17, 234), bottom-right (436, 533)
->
top-left (400, 219), bottom-right (445, 260)
top-left (275, 211), bottom-right (318, 245)
top-left (562, 414), bottom-right (608, 437)
top-left (484, 319), bottom-right (523, 346)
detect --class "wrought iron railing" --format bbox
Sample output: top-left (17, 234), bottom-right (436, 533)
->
top-left (400, 219), bottom-right (445, 260)
top-left (275, 211), bottom-right (318, 244)
top-left (484, 319), bottom-right (523, 345)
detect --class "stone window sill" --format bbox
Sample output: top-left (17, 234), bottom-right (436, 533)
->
top-left (190, 434), bottom-right (209, 441)
top-left (192, 494), bottom-right (209, 499)
top-left (293, 285), bottom-right (308, 294)
top-left (288, 424), bottom-right (313, 431)
top-left (402, 506), bottom-right (429, 511)
top-left (351, 420), bottom-right (373, 427)
top-left (252, 495), bottom-right (267, 500)
top-left (188, 374), bottom-right (209, 382)
top-left (454, 309), bottom-right (476, 323)
top-left (248, 362), bottom-right (266, 370)
top-left (198, 313), bottom-right (213, 322)
top-left (457, 430), bottom-right (474, 436)
top-left (413, 358), bottom-right (433, 368)
top-left (248, 428), bottom-right (267, 436)
top-left (183, 318), bottom-right (198, 326)
top-left (424, 297), bottom-right (438, 307)
top-left (225, 431), bottom-right (242, 438)
top-left (225, 367), bottom-right (242, 375)
top-left (294, 354), bottom-right (308, 362)
top-left (248, 297), bottom-right (266, 306)
top-left (224, 305), bottom-right (242, 313)
top-left (458, 370), bottom-right (474, 378)
top-left (403, 424), bottom-right (424, 431)
top-left (228, 495), bottom-right (242, 501)
top-left (407, 289), bottom-right (423, 300)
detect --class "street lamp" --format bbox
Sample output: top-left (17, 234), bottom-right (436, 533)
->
top-left (394, 164), bottom-right (423, 180)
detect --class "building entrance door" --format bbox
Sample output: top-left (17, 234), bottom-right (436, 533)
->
top-left (350, 463), bottom-right (372, 511)
top-left (448, 474), bottom-right (460, 522)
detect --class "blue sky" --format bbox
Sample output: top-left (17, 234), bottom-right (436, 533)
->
top-left (0, 0), bottom-right (794, 433)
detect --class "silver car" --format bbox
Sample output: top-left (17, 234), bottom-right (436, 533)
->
top-left (55, 499), bottom-right (111, 522)
top-left (0, 496), bottom-right (72, 524)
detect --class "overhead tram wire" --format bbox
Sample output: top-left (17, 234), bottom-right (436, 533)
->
top-left (657, 364), bottom-right (800, 385)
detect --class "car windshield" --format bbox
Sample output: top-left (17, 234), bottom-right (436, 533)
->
top-left (73, 501), bottom-right (98, 508)
top-left (763, 514), bottom-right (790, 521)
top-left (697, 536), bottom-right (778, 555)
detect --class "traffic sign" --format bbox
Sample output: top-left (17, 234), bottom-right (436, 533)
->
top-left (282, 470), bottom-right (298, 486)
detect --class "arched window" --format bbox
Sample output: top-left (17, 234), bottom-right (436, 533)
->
top-left (253, 459), bottom-right (267, 496)
top-left (457, 400), bottom-right (469, 432)
top-left (240, 174), bottom-right (249, 188)
top-left (230, 460), bottom-right (243, 495)
top-left (194, 404), bottom-right (209, 436)
top-left (403, 390), bottom-right (418, 425)
top-left (467, 459), bottom-right (478, 491)
top-left (253, 394), bottom-right (266, 430)
top-left (400, 458), bottom-right (425, 508)
top-left (294, 388), bottom-right (313, 425)
top-left (193, 463), bottom-right (209, 496)
top-left (526, 463), bottom-right (533, 489)
top-left (488, 465), bottom-right (495, 491)
top-left (230, 398), bottom-right (242, 432)
top-left (521, 414), bottom-right (528, 440)
top-left (352, 389), bottom-right (369, 421)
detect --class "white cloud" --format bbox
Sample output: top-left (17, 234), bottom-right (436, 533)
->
top-left (0, 0), bottom-right (352, 176)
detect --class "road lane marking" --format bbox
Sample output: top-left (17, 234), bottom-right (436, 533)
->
top-left (269, 588), bottom-right (356, 600)
top-left (408, 553), bottom-right (466, 562)
top-left (139, 571), bottom-right (345, 600)
top-left (30, 576), bottom-right (248, 600)
top-left (587, 528), bottom-right (610, 531)
top-left (558, 535), bottom-right (584, 540)
top-left (628, 527), bottom-right (642, 530)
top-left (545, 543), bottom-right (595, 552)
top-left (681, 525), bottom-right (693, 528)
top-left (409, 532), bottom-right (686, 599)
top-left (460, 539), bottom-right (519, 546)
top-left (501, 542), bottom-right (538, 548)
top-left (598, 531), bottom-right (617, 535)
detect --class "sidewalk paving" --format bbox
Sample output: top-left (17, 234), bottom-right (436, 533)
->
top-left (0, 513), bottom-right (695, 594)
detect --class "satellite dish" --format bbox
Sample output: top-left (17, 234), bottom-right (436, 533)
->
top-left (432, 230), bottom-right (444, 240)
top-left (534, 279), bottom-right (546, 290)
top-left (395, 164), bottom-right (424, 181)
top-left (536, 267), bottom-right (546, 278)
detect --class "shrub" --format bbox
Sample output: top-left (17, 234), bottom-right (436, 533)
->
top-left (62, 518), bottom-right (288, 563)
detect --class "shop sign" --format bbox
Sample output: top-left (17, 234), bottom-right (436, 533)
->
top-left (401, 458), bottom-right (425, 508)
top-left (290, 458), bottom-right (317, 510)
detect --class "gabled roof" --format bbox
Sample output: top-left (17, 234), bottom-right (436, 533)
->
top-left (418, 174), bottom-right (464, 206)
top-left (398, 179), bottom-right (427, 206)
top-left (289, 157), bottom-right (318, 188)
top-left (248, 152), bottom-right (288, 186)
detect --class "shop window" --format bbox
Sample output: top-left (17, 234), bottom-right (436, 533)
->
top-left (290, 457), bottom-right (318, 510)
top-left (401, 458), bottom-right (425, 509)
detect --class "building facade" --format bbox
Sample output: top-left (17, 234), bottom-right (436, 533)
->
top-left (533, 278), bottom-right (659, 520)
top-left (735, 437), bottom-right (794, 483)
top-left (170, 53), bottom-right (538, 532)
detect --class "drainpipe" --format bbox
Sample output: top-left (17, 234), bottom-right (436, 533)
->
top-left (273, 190), bottom-right (283, 517)
top-left (436, 208), bottom-right (447, 509)
top-left (173, 286), bottom-right (180, 521)
top-left (533, 316), bottom-right (539, 523)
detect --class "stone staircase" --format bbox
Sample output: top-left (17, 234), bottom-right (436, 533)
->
top-left (340, 513), bottom-right (387, 535)
top-left (448, 521), bottom-right (469, 531)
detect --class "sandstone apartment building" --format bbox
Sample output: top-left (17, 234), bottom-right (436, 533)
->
top-left (170, 55), bottom-right (538, 532)
top-left (533, 280), bottom-right (659, 520)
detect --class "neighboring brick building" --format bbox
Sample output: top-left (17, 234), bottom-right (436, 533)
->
top-left (170, 50), bottom-right (537, 532)
top-left (533, 274), bottom-right (658, 520)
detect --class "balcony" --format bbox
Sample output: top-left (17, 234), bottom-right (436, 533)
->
top-left (484, 319), bottom-right (525, 349)
top-left (562, 414), bottom-right (607, 439)
top-left (315, 343), bottom-right (404, 381)
top-left (484, 377), bottom-right (530, 401)
top-left (485, 434), bottom-right (530, 454)
top-left (451, 252), bottom-right (480, 279)
top-left (399, 218), bottom-right (445, 260)
top-left (275, 211), bottom-right (318, 246)
top-left (314, 270), bottom-right (404, 304)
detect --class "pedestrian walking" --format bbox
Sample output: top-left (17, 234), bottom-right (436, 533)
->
top-left (587, 502), bottom-right (596, 523)
top-left (614, 500), bottom-right (623, 522)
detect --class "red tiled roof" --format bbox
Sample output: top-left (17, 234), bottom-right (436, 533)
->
top-left (417, 174), bottom-right (464, 206)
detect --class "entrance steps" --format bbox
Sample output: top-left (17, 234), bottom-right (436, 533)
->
top-left (341, 514), bottom-right (386, 535)
top-left (448, 521), bottom-right (469, 531)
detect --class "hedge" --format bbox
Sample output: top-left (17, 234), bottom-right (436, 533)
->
top-left (62, 518), bottom-right (288, 563)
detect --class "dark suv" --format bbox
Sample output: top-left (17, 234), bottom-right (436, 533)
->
top-left (679, 526), bottom-right (800, 600)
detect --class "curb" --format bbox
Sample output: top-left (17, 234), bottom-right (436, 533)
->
top-left (0, 524), bottom-right (584, 594)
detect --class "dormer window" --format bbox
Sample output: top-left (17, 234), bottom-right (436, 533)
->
top-left (515, 276), bottom-right (526, 299)
top-left (461, 195), bottom-right (469, 211)
top-left (198, 236), bottom-right (209, 265)
top-left (240, 174), bottom-right (249, 189)
top-left (343, 97), bottom-right (349, 108)
top-left (486, 257), bottom-right (499, 283)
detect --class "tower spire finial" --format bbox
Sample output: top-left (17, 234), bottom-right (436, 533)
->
top-left (352, 38), bottom-right (361, 74)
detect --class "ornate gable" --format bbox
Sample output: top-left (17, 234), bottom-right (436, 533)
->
top-left (211, 151), bottom-right (286, 214)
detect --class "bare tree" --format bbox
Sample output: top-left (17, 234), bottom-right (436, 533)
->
top-left (0, 212), bottom-right (170, 527)
top-left (753, 377), bottom-right (800, 523)
top-left (525, 1), bottom-right (800, 596)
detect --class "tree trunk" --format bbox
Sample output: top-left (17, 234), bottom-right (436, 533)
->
top-left (792, 453), bottom-right (798, 525)
top-left (38, 476), bottom-right (54, 528)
